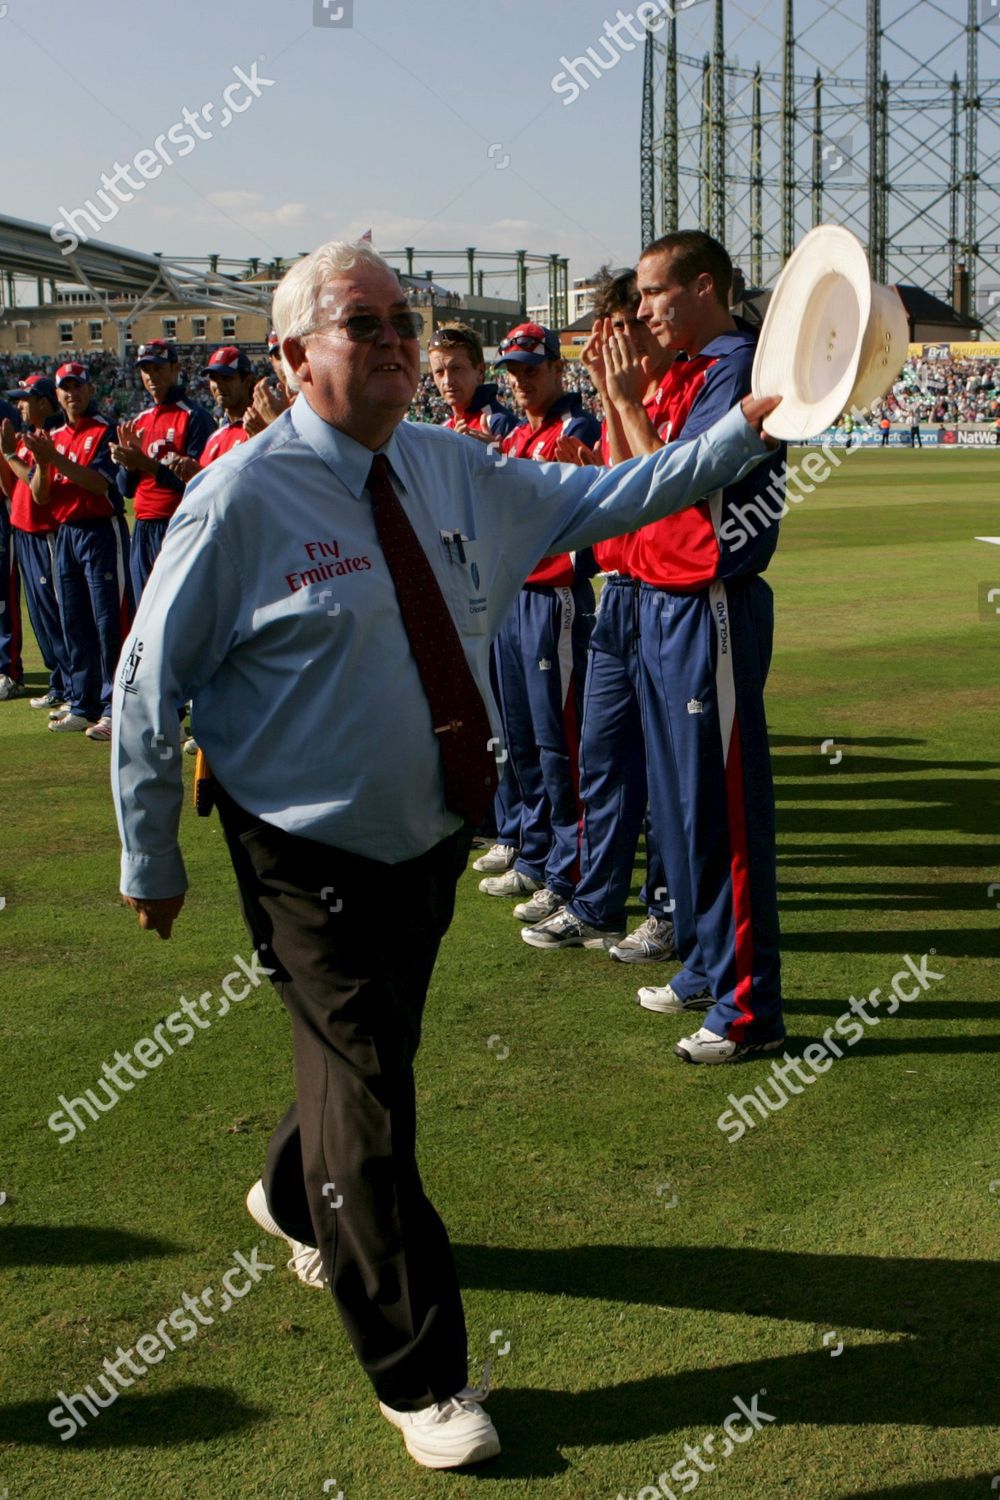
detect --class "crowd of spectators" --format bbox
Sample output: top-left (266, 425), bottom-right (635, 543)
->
top-left (0, 348), bottom-right (272, 421)
top-left (872, 354), bottom-right (998, 426)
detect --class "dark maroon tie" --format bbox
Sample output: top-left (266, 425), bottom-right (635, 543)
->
top-left (366, 454), bottom-right (498, 826)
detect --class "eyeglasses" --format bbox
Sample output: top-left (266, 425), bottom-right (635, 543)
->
top-left (320, 312), bottom-right (425, 343)
top-left (498, 333), bottom-right (550, 356)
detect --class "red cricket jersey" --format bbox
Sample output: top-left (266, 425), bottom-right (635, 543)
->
top-left (6, 431), bottom-right (56, 534)
top-left (201, 420), bottom-right (249, 467)
top-left (501, 393), bottom-right (601, 586)
top-left (132, 399), bottom-right (210, 519)
top-left (592, 360), bottom-right (708, 574)
top-left (47, 414), bottom-right (119, 525)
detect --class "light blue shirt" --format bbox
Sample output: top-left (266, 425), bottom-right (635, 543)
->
top-left (112, 395), bottom-right (769, 898)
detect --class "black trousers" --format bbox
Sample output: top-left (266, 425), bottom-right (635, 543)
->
top-left (215, 782), bottom-right (473, 1411)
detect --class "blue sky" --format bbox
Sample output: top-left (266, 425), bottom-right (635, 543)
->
top-left (2, 0), bottom-right (993, 304)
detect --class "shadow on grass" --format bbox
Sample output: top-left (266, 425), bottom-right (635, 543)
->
top-left (777, 928), bottom-right (997, 958)
top-left (0, 1227), bottom-right (181, 1267)
top-left (770, 736), bottom-right (925, 749)
top-left (781, 998), bottom-right (1000, 1019)
top-left (838, 1481), bottom-right (1000, 1500)
top-left (777, 880), bottom-right (1000, 911)
top-left (0, 1385), bottom-right (266, 1447)
top-left (777, 843), bottom-right (1000, 868)
top-left (457, 1246), bottom-right (996, 1478)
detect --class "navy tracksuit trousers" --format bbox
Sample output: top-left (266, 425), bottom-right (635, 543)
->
top-left (13, 528), bottom-right (72, 700)
top-left (498, 579), bottom-right (594, 901)
top-left (568, 574), bottom-right (666, 932)
top-left (57, 517), bottom-right (134, 721)
top-left (637, 575), bottom-right (782, 1042)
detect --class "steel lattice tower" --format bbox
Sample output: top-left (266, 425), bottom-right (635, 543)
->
top-left (640, 0), bottom-right (1000, 335)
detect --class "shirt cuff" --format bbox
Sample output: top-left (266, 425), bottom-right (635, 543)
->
top-left (120, 848), bottom-right (188, 901)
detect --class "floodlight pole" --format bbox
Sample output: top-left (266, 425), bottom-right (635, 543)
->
top-left (781, 0), bottom-right (796, 262)
top-left (963, 0), bottom-right (979, 317)
top-left (710, 0), bottom-right (727, 244)
top-left (751, 63), bottom-right (763, 285)
top-left (662, 14), bottom-right (679, 240)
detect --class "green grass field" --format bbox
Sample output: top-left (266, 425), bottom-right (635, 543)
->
top-left (1, 448), bottom-right (998, 1500)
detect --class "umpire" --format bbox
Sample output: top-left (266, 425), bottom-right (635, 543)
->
top-left (111, 239), bottom-right (777, 1472)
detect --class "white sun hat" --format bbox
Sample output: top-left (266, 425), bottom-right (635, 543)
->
top-left (751, 223), bottom-right (909, 441)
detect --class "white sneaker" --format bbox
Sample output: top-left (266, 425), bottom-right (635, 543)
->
top-left (30, 690), bottom-right (68, 710)
top-left (48, 712), bottom-right (94, 734)
top-left (245, 1179), bottom-right (326, 1289)
top-left (674, 1025), bottom-right (786, 1065)
top-left (0, 675), bottom-right (30, 701)
top-left (512, 887), bottom-right (563, 923)
top-left (472, 843), bottom-right (517, 874)
top-left (521, 908), bottom-right (624, 950)
top-left (636, 982), bottom-right (714, 1014)
top-left (84, 715), bottom-right (113, 742)
top-left (478, 868), bottom-right (540, 898)
top-left (609, 913), bottom-right (677, 964)
top-left (379, 1392), bottom-right (500, 1469)
top-left (183, 736), bottom-right (199, 756)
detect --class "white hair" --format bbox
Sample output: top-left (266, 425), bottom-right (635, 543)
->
top-left (271, 239), bottom-right (400, 391)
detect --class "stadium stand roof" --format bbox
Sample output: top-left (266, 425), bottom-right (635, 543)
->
top-left (0, 213), bottom-right (272, 325)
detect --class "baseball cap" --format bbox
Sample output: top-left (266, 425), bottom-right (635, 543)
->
top-left (55, 362), bottom-right (90, 387)
top-left (495, 322), bottom-right (561, 366)
top-left (202, 345), bottom-right (254, 376)
top-left (267, 329), bottom-right (280, 352)
top-left (4, 373), bottom-right (58, 403)
top-left (136, 339), bottom-right (177, 366)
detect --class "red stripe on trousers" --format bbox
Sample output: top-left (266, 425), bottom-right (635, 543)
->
top-left (7, 548), bottom-right (22, 680)
top-left (723, 712), bottom-right (756, 1040)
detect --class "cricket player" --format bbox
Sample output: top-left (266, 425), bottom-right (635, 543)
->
top-left (0, 375), bottom-right (72, 711)
top-left (428, 321), bottom-right (522, 876)
top-left (199, 346), bottom-right (255, 466)
top-left (521, 270), bottom-right (682, 955)
top-left (111, 239), bottom-right (778, 1470)
top-left (605, 231), bottom-right (788, 1063)
top-left (0, 393), bottom-right (26, 702)
top-left (477, 324), bottom-right (601, 924)
top-left (244, 329), bottom-right (292, 435)
top-left (25, 364), bottom-right (133, 741)
top-left (112, 340), bottom-right (215, 599)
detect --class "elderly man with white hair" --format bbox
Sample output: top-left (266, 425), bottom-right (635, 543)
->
top-left (111, 239), bottom-right (779, 1471)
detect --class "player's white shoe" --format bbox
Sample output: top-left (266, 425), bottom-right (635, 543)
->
top-left (674, 1026), bottom-right (786, 1065)
top-left (636, 982), bottom-right (713, 1014)
top-left (183, 736), bottom-right (199, 756)
top-left (512, 887), bottom-right (563, 923)
top-left (471, 843), bottom-right (517, 874)
top-left (84, 716), bottom-right (113, 742)
top-left (521, 908), bottom-right (624, 950)
top-left (30, 690), bottom-right (68, 710)
top-left (48, 712), bottom-right (94, 733)
top-left (245, 1179), bottom-right (326, 1289)
top-left (0, 675), bottom-right (30, 701)
top-left (379, 1392), bottom-right (500, 1469)
top-left (478, 868), bottom-right (540, 898)
top-left (609, 914), bottom-right (677, 964)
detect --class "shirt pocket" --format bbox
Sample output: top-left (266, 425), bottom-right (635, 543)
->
top-left (439, 534), bottom-right (489, 635)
